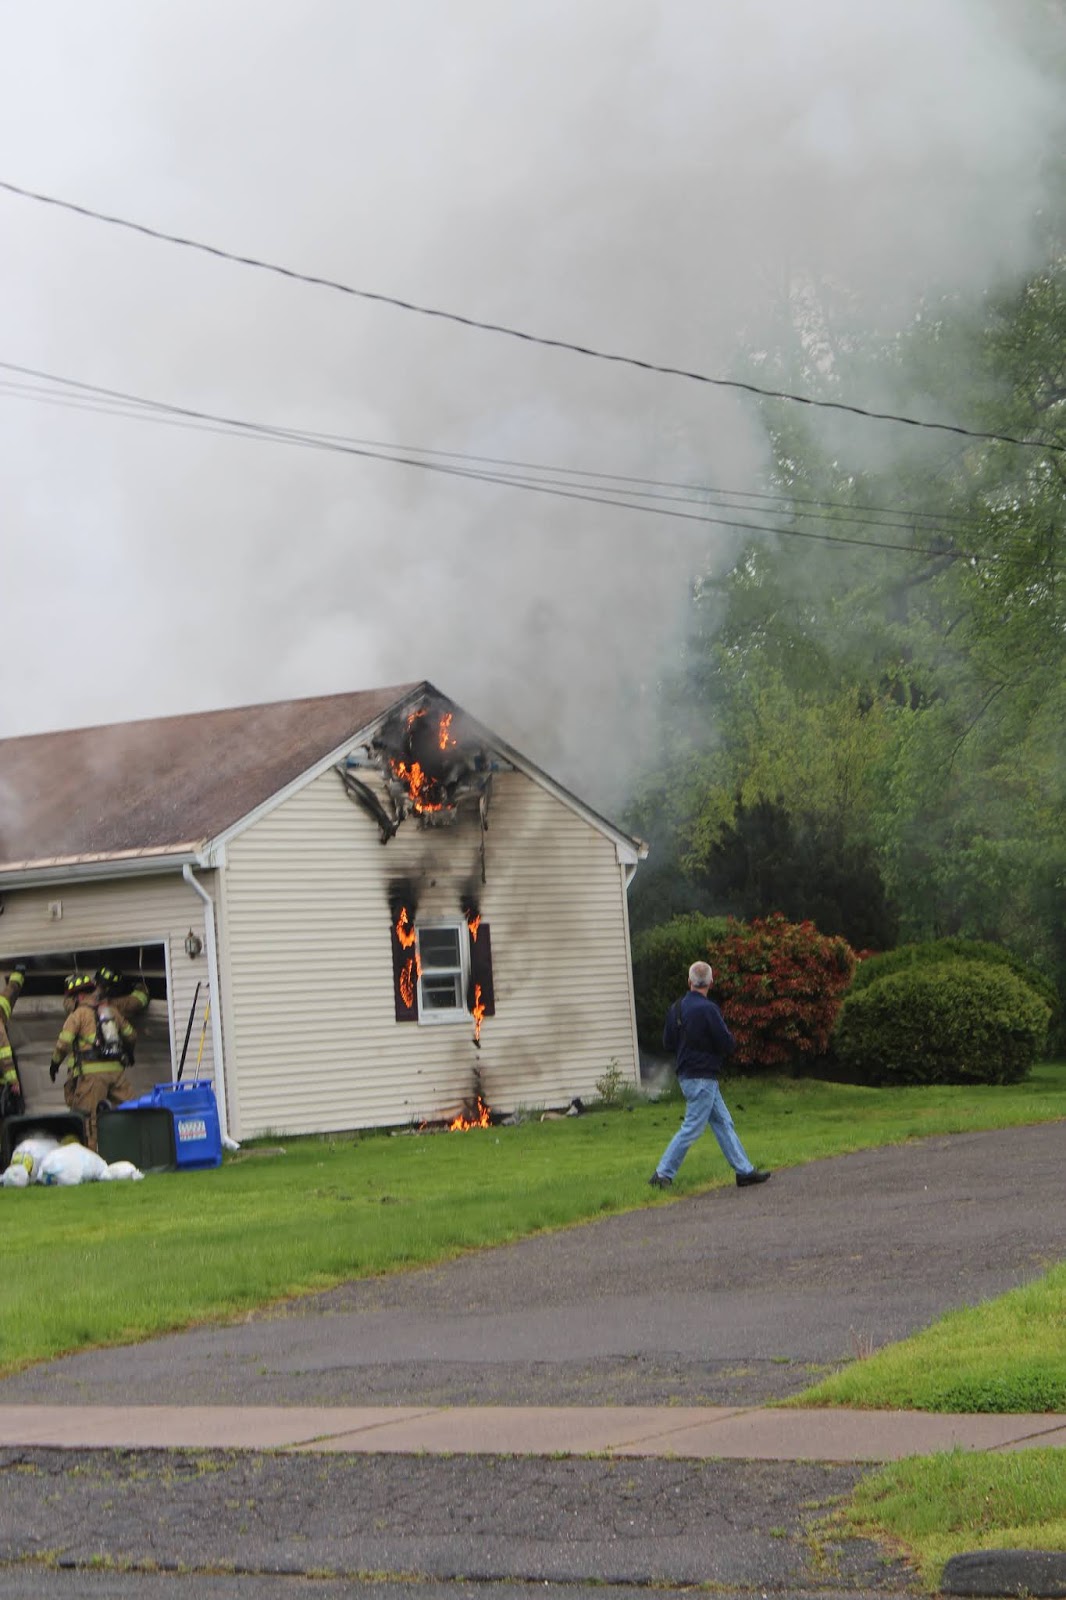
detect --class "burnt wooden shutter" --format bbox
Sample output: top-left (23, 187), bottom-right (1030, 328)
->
top-left (391, 922), bottom-right (419, 1022)
top-left (466, 922), bottom-right (495, 1016)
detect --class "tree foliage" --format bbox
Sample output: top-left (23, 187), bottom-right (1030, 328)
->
top-left (627, 243), bottom-right (1066, 1026)
top-left (699, 796), bottom-right (899, 952)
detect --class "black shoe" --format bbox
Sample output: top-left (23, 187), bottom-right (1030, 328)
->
top-left (736, 1168), bottom-right (771, 1187)
top-left (649, 1172), bottom-right (672, 1189)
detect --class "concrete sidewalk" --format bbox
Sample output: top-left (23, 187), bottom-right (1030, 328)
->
top-left (0, 1403), bottom-right (1061, 1460)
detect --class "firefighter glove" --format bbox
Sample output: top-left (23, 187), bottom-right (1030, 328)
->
top-left (13, 963), bottom-right (26, 975)
top-left (49, 1059), bottom-right (60, 1083)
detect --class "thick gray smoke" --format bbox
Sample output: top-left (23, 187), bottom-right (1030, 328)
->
top-left (0, 0), bottom-right (1061, 807)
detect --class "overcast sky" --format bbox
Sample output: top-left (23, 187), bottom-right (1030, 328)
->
top-left (1, 0), bottom-right (1062, 804)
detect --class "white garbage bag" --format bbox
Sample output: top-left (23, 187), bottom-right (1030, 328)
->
top-left (37, 1144), bottom-right (110, 1186)
top-left (1, 1135), bottom-right (60, 1186)
top-left (102, 1161), bottom-right (144, 1182)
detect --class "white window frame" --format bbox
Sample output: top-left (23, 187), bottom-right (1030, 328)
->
top-left (415, 919), bottom-right (470, 1025)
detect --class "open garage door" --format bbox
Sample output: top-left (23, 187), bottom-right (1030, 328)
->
top-left (2, 945), bottom-right (173, 1115)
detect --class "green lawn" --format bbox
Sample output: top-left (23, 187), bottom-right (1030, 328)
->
top-left (1, 1062), bottom-right (1063, 1374)
top-left (835, 1450), bottom-right (1066, 1588)
top-left (790, 1263), bottom-right (1066, 1413)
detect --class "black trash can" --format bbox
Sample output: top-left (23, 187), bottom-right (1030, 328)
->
top-left (97, 1106), bottom-right (176, 1173)
top-left (0, 1112), bottom-right (87, 1170)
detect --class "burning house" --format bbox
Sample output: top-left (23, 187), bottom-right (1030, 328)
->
top-left (0, 683), bottom-right (647, 1139)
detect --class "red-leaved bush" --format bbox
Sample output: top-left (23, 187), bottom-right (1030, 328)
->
top-left (710, 914), bottom-right (856, 1071)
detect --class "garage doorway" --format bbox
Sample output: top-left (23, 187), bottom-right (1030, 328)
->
top-left (3, 944), bottom-right (172, 1115)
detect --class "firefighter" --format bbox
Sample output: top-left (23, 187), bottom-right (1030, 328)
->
top-left (0, 963), bottom-right (27, 1117)
top-left (95, 966), bottom-right (150, 1024)
top-left (61, 971), bottom-right (96, 1015)
top-left (49, 979), bottom-right (137, 1149)
top-left (54, 974), bottom-right (97, 1087)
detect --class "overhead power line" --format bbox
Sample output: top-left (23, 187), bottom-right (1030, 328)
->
top-left (1, 175), bottom-right (1062, 459)
top-left (1, 371), bottom-right (985, 544)
top-left (0, 357), bottom-right (1031, 565)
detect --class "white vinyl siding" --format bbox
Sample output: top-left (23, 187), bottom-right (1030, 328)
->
top-left (0, 871), bottom-right (217, 1092)
top-left (220, 763), bottom-right (638, 1138)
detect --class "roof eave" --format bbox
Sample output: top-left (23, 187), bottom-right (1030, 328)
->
top-left (0, 846), bottom-right (206, 890)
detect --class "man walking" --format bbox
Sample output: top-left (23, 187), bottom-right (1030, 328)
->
top-left (650, 960), bottom-right (770, 1190)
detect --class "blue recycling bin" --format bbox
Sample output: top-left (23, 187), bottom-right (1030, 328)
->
top-left (119, 1081), bottom-right (223, 1170)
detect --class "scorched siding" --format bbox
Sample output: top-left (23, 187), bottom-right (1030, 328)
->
top-left (219, 759), bottom-right (638, 1137)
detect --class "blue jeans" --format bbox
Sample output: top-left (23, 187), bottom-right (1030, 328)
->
top-left (656, 1076), bottom-right (754, 1181)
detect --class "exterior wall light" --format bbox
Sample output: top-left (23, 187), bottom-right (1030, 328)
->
top-left (184, 929), bottom-right (203, 959)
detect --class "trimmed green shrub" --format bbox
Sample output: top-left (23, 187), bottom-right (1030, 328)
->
top-left (850, 938), bottom-right (1059, 1027)
top-left (631, 912), bottom-right (731, 1053)
top-left (834, 960), bottom-right (1050, 1086)
top-left (710, 914), bottom-right (856, 1071)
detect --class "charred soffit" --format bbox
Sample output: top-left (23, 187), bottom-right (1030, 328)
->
top-left (336, 700), bottom-right (507, 855)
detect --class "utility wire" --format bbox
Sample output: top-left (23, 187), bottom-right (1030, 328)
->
top-left (0, 370), bottom-right (984, 543)
top-left (0, 358), bottom-right (1027, 564)
top-left (1, 175), bottom-right (1062, 458)
top-left (0, 359), bottom-right (1003, 537)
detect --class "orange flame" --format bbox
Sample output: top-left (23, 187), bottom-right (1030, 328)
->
top-left (390, 756), bottom-right (445, 813)
top-left (406, 707), bottom-right (427, 730)
top-left (395, 906), bottom-right (417, 949)
top-left (448, 1094), bottom-right (491, 1131)
top-left (438, 711), bottom-right (456, 750)
top-left (467, 912), bottom-right (481, 942)
top-left (399, 958), bottom-right (416, 1010)
top-left (471, 982), bottom-right (486, 1044)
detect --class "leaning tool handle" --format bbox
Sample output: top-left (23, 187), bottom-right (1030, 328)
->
top-left (176, 981), bottom-right (201, 1082)
top-left (193, 999), bottom-right (211, 1078)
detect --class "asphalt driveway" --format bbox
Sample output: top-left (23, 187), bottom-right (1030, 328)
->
top-left (2, 1121), bottom-right (1060, 1410)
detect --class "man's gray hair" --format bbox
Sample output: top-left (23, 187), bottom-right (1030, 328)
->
top-left (688, 960), bottom-right (713, 989)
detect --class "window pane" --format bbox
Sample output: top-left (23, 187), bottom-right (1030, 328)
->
top-left (421, 973), bottom-right (461, 1010)
top-left (418, 927), bottom-right (461, 970)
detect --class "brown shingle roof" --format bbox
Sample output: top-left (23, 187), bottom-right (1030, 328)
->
top-left (0, 683), bottom-right (421, 874)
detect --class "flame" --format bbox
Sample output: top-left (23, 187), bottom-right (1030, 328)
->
top-left (448, 1094), bottom-right (491, 1131)
top-left (406, 707), bottom-right (427, 730)
top-left (390, 757), bottom-right (445, 813)
top-left (467, 912), bottom-right (481, 942)
top-left (395, 906), bottom-right (417, 949)
top-left (399, 958), bottom-right (416, 1010)
top-left (471, 982), bottom-right (486, 1044)
top-left (438, 711), bottom-right (456, 750)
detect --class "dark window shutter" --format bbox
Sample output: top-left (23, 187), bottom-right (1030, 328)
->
top-left (467, 922), bottom-right (495, 1016)
top-left (391, 923), bottom-right (419, 1022)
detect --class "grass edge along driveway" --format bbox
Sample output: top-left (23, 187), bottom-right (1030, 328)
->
top-left (827, 1449), bottom-right (1066, 1591)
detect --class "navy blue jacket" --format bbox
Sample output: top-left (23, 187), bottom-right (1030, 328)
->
top-left (663, 990), bottom-right (737, 1080)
